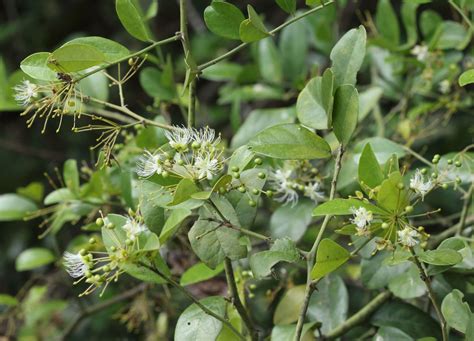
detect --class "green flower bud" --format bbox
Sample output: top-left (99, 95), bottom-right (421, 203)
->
top-left (238, 186), bottom-right (246, 193)
top-left (231, 166), bottom-right (239, 172)
top-left (248, 200), bottom-right (256, 207)
top-left (89, 237), bottom-right (96, 244)
top-left (441, 183), bottom-right (449, 190)
top-left (162, 171), bottom-right (169, 178)
top-left (397, 183), bottom-right (405, 190)
top-left (258, 172), bottom-right (266, 179)
top-left (254, 158), bottom-right (262, 165)
top-left (266, 190), bottom-right (274, 197)
top-left (455, 161), bottom-right (462, 167)
top-left (455, 177), bottom-right (462, 184)
top-left (95, 218), bottom-right (103, 227)
top-left (252, 188), bottom-right (259, 195)
top-left (381, 222), bottom-right (389, 229)
top-left (405, 205), bottom-right (414, 213)
top-left (107, 222), bottom-right (115, 229)
top-left (233, 172), bottom-right (240, 179)
top-left (447, 159), bottom-right (453, 165)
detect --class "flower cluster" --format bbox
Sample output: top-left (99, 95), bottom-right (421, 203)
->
top-left (268, 160), bottom-right (325, 206)
top-left (63, 213), bottom-right (150, 297)
top-left (136, 126), bottom-right (224, 182)
top-left (350, 206), bottom-right (373, 236)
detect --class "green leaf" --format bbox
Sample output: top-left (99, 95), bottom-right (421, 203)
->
top-left (159, 208), bottom-right (192, 244)
top-left (175, 296), bottom-right (226, 341)
top-left (0, 294), bottom-right (18, 307)
top-left (459, 69), bottom-right (474, 87)
top-left (307, 275), bottom-right (348, 334)
top-left (122, 253), bottom-right (170, 284)
top-left (115, 0), bottom-right (151, 42)
top-left (258, 38), bottom-right (283, 83)
top-left (275, 0), bottom-right (296, 14)
top-left (330, 25), bottom-right (366, 87)
top-left (431, 21), bottom-right (470, 50)
top-left (63, 159), bottom-right (80, 195)
top-left (0, 193), bottom-right (37, 221)
top-left (63, 36), bottom-right (130, 63)
top-left (20, 52), bottom-right (58, 81)
top-left (188, 219), bottom-right (247, 269)
top-left (375, 0), bottom-right (400, 45)
top-left (361, 252), bottom-right (410, 289)
top-left (168, 178), bottom-right (199, 206)
top-left (139, 66), bottom-right (176, 102)
top-left (374, 326), bottom-right (414, 341)
top-left (311, 239), bottom-right (350, 280)
top-left (442, 289), bottom-right (472, 333)
top-left (180, 262), bottom-right (225, 286)
top-left (358, 143), bottom-right (384, 189)
top-left (359, 87), bottom-right (383, 121)
top-left (332, 84), bottom-right (358, 145)
top-left (371, 301), bottom-right (441, 339)
top-left (388, 264), bottom-right (425, 299)
top-left (228, 146), bottom-right (255, 173)
top-left (48, 44), bottom-right (105, 72)
top-left (279, 20), bottom-right (308, 82)
top-left (270, 199), bottom-right (314, 241)
top-left (418, 249), bottom-right (463, 266)
top-left (239, 5), bottom-right (270, 43)
top-left (231, 107), bottom-right (295, 148)
top-left (204, 1), bottom-right (245, 40)
top-left (248, 123), bottom-right (331, 160)
top-left (312, 198), bottom-right (387, 217)
top-left (250, 238), bottom-right (300, 279)
top-left (376, 171), bottom-right (409, 213)
top-left (274, 285), bottom-right (306, 324)
top-left (15, 248), bottom-right (55, 271)
top-left (201, 62), bottom-right (243, 82)
top-left (296, 69), bottom-right (334, 130)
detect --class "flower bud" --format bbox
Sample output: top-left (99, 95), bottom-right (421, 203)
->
top-left (254, 158), bottom-right (262, 165)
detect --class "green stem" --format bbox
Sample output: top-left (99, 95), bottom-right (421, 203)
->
top-left (293, 145), bottom-right (344, 341)
top-left (75, 35), bottom-right (180, 82)
top-left (198, 1), bottom-right (334, 71)
top-left (410, 248), bottom-right (448, 341)
top-left (324, 291), bottom-right (392, 339)
top-left (455, 183), bottom-right (473, 236)
top-left (401, 145), bottom-right (433, 167)
top-left (224, 258), bottom-right (258, 340)
top-left (188, 78), bottom-right (196, 128)
top-left (449, 0), bottom-right (473, 30)
top-left (139, 262), bottom-right (246, 341)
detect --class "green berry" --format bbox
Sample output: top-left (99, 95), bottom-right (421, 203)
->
top-left (162, 171), bottom-right (169, 178)
top-left (110, 246), bottom-right (117, 252)
top-left (252, 188), bottom-right (259, 195)
top-left (266, 190), bottom-right (274, 197)
top-left (447, 159), bottom-right (453, 165)
top-left (254, 158), bottom-right (262, 165)
top-left (231, 166), bottom-right (239, 172)
top-left (421, 168), bottom-right (428, 175)
top-left (248, 200), bottom-right (256, 207)
top-left (381, 222), bottom-right (389, 229)
top-left (233, 172), bottom-right (240, 179)
top-left (431, 172), bottom-right (438, 179)
top-left (405, 205), bottom-right (414, 213)
top-left (455, 177), bottom-right (462, 184)
top-left (79, 249), bottom-right (87, 256)
top-left (238, 186), bottom-right (246, 193)
top-left (192, 141), bottom-right (200, 149)
top-left (89, 238), bottom-right (96, 244)
top-left (455, 161), bottom-right (462, 167)
top-left (107, 222), bottom-right (115, 229)
top-left (441, 183), bottom-right (449, 190)
top-left (95, 218), bottom-right (103, 227)
top-left (397, 183), bottom-right (405, 190)
top-left (125, 239), bottom-right (133, 246)
top-left (258, 172), bottom-right (266, 179)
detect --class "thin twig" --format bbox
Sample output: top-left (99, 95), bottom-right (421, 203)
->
top-left (198, 1), bottom-right (334, 71)
top-left (456, 183), bottom-right (473, 236)
top-left (293, 145), bottom-right (344, 341)
top-left (324, 291), bottom-right (391, 339)
top-left (138, 261), bottom-right (245, 340)
top-left (224, 258), bottom-right (258, 340)
top-left (410, 248), bottom-right (448, 341)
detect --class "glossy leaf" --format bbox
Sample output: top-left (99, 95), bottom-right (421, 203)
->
top-left (204, 1), bottom-right (245, 40)
top-left (332, 84), bottom-right (359, 145)
top-left (116, 0), bottom-right (151, 42)
top-left (20, 52), bottom-right (57, 81)
top-left (180, 262), bottom-right (225, 286)
top-left (15, 248), bottom-right (55, 271)
top-left (358, 143), bottom-right (385, 189)
top-left (275, 0), bottom-right (296, 14)
top-left (168, 178), bottom-right (199, 206)
top-left (273, 285), bottom-right (306, 324)
top-left (459, 69), bottom-right (474, 87)
top-left (159, 208), bottom-right (192, 244)
top-left (418, 249), bottom-right (463, 266)
top-left (312, 198), bottom-right (387, 216)
top-left (175, 296), bottom-right (226, 341)
top-left (330, 26), bottom-right (366, 87)
top-left (63, 36), bottom-right (130, 63)
top-left (248, 123), bottom-right (331, 160)
top-left (0, 193), bottom-right (37, 221)
top-left (239, 5), bottom-right (270, 43)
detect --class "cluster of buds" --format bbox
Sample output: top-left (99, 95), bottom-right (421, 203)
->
top-left (136, 126), bottom-right (224, 182)
top-left (268, 160), bottom-right (325, 206)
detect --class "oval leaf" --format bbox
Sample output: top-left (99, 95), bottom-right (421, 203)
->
top-left (459, 69), bottom-right (474, 87)
top-left (0, 193), bottom-right (37, 221)
top-left (311, 239), bottom-right (350, 280)
top-left (64, 36), bottom-right (130, 63)
top-left (418, 249), bottom-right (463, 266)
top-left (239, 5), bottom-right (270, 43)
top-left (20, 52), bottom-right (57, 81)
top-left (204, 1), bottom-right (245, 40)
top-left (332, 84), bottom-right (359, 145)
top-left (248, 123), bottom-right (331, 160)
top-left (16, 247), bottom-right (55, 271)
top-left (312, 198), bottom-right (387, 216)
top-left (116, 0), bottom-right (151, 42)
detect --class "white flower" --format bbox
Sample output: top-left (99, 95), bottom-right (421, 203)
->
top-left (411, 45), bottom-right (429, 62)
top-left (14, 80), bottom-right (38, 106)
top-left (136, 150), bottom-right (163, 177)
top-left (410, 169), bottom-right (432, 200)
top-left (193, 126), bottom-right (220, 148)
top-left (304, 182), bottom-right (325, 203)
top-left (270, 169), bottom-right (298, 206)
top-left (194, 152), bottom-right (220, 180)
top-left (123, 216), bottom-right (148, 240)
top-left (398, 227), bottom-right (419, 247)
top-left (350, 206), bottom-right (373, 235)
top-left (439, 80), bottom-right (450, 94)
top-left (63, 252), bottom-right (88, 278)
top-left (165, 126), bottom-right (192, 151)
